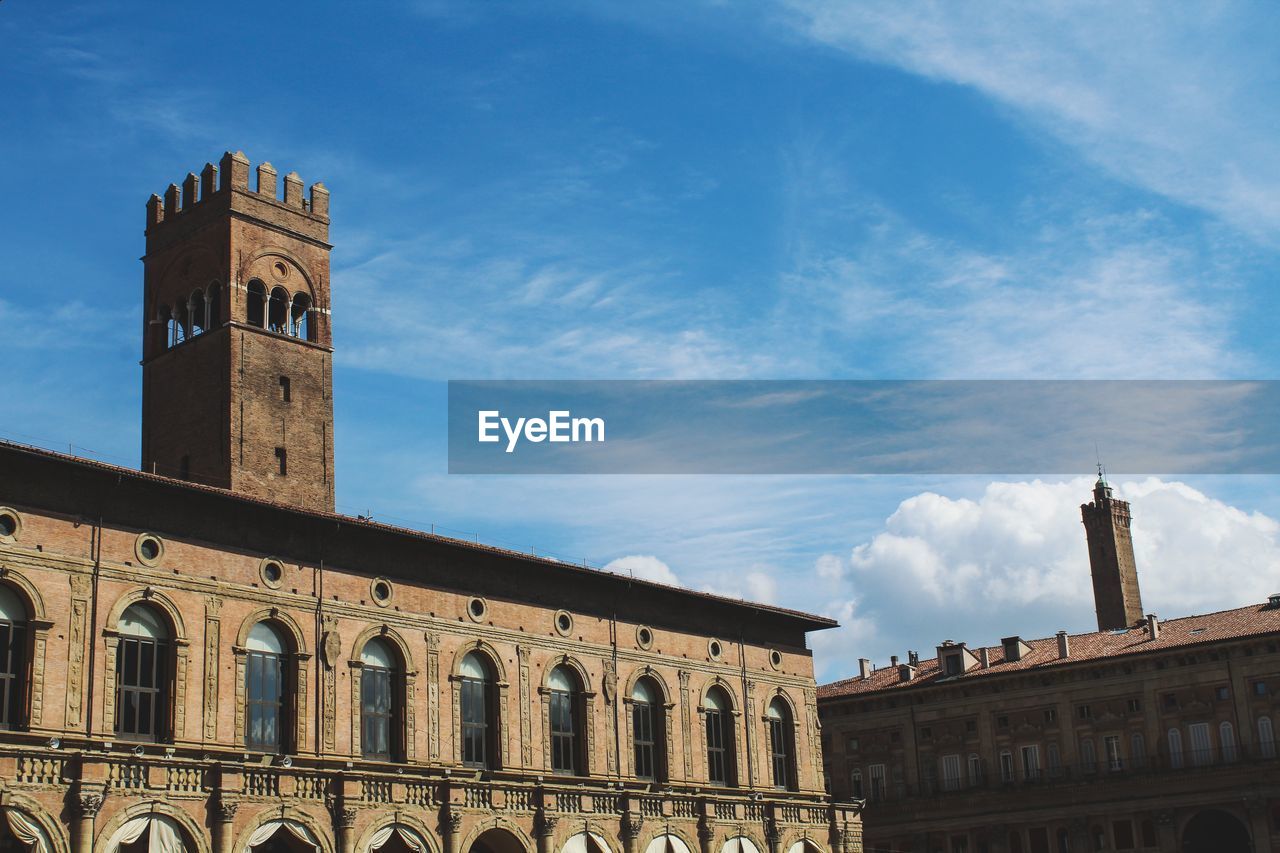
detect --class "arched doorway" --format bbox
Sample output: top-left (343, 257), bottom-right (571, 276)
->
top-left (245, 821), bottom-right (320, 853)
top-left (468, 829), bottom-right (524, 853)
top-left (0, 807), bottom-right (53, 853)
top-left (105, 814), bottom-right (190, 853)
top-left (366, 826), bottom-right (427, 853)
top-left (1182, 809), bottom-right (1250, 853)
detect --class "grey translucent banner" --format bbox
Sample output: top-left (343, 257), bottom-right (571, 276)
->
top-left (446, 380), bottom-right (1280, 474)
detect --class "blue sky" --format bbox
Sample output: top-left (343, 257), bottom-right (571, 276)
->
top-left (3, 2), bottom-right (1280, 679)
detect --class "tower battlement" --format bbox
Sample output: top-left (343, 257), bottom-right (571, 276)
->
top-left (145, 151), bottom-right (329, 229)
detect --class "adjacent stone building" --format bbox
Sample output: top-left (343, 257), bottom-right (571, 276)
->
top-left (817, 478), bottom-right (1280, 853)
top-left (0, 154), bottom-right (861, 853)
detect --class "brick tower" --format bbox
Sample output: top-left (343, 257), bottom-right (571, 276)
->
top-left (1081, 472), bottom-right (1143, 630)
top-left (140, 151), bottom-right (335, 511)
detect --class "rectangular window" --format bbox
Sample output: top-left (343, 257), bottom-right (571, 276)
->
top-left (361, 666), bottom-right (393, 760)
top-left (941, 754), bottom-right (962, 791)
top-left (997, 715), bottom-right (1009, 729)
top-left (1028, 828), bottom-right (1050, 853)
top-left (245, 651), bottom-right (283, 752)
top-left (1255, 681), bottom-right (1269, 696)
top-left (1043, 708), bottom-right (1057, 724)
top-left (1127, 697), bottom-right (1141, 713)
top-left (849, 768), bottom-right (863, 798)
top-left (275, 447), bottom-right (287, 476)
top-left (550, 691), bottom-right (578, 775)
top-left (116, 636), bottom-right (166, 741)
top-left (460, 677), bottom-right (489, 768)
top-left (634, 701), bottom-right (656, 781)
top-left (999, 750), bottom-right (1015, 783)
top-left (1104, 735), bottom-right (1123, 771)
top-left (868, 763), bottom-right (886, 801)
top-left (1020, 744), bottom-right (1040, 780)
top-left (1046, 742), bottom-right (1062, 777)
top-left (968, 754), bottom-right (982, 786)
top-left (0, 620), bottom-right (27, 730)
top-left (945, 654), bottom-right (962, 676)
top-left (1188, 722), bottom-right (1211, 766)
top-left (1130, 732), bottom-right (1146, 769)
top-left (280, 376), bottom-right (292, 402)
top-left (846, 736), bottom-right (859, 752)
top-left (1215, 685), bottom-right (1231, 701)
top-left (1077, 704), bottom-right (1092, 719)
top-left (1163, 693), bottom-right (1178, 710)
top-left (1112, 821), bottom-right (1135, 850)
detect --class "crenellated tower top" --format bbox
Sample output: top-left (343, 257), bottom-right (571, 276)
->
top-left (145, 151), bottom-right (329, 233)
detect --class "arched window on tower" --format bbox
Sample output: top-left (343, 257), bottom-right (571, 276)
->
top-left (246, 281), bottom-right (266, 328)
top-left (154, 304), bottom-right (172, 353)
top-left (245, 621), bottom-right (290, 753)
top-left (631, 677), bottom-right (665, 781)
top-left (704, 686), bottom-right (736, 786)
top-left (115, 603), bottom-right (170, 742)
top-left (206, 283), bottom-right (222, 330)
top-left (361, 638), bottom-right (402, 762)
top-left (460, 651), bottom-right (497, 769)
top-left (169, 302), bottom-right (187, 346)
top-left (189, 288), bottom-right (206, 336)
top-left (549, 665), bottom-right (584, 775)
top-left (290, 292), bottom-right (312, 341)
top-left (767, 697), bottom-right (796, 790)
top-left (268, 287), bottom-right (289, 334)
top-left (0, 585), bottom-right (28, 730)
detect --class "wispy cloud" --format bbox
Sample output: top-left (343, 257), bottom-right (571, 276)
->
top-left (777, 1), bottom-right (1280, 241)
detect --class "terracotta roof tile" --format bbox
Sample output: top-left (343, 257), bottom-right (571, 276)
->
top-left (818, 602), bottom-right (1280, 700)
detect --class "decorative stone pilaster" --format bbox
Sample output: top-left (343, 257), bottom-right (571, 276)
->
top-left (764, 818), bottom-right (782, 853)
top-left (443, 809), bottom-right (463, 853)
top-left (336, 806), bottom-right (358, 853)
top-left (621, 814), bottom-right (644, 853)
top-left (214, 799), bottom-right (239, 853)
top-left (697, 817), bottom-right (716, 853)
top-left (535, 811), bottom-right (559, 853)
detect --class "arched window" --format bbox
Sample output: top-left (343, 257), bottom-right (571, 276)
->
top-left (207, 283), bottom-right (222, 329)
top-left (1220, 721), bottom-right (1237, 762)
top-left (1130, 732), bottom-right (1146, 769)
top-left (549, 665), bottom-right (583, 775)
top-left (361, 638), bottom-right (401, 761)
top-left (290, 293), bottom-right (312, 341)
top-left (246, 621), bottom-right (288, 753)
top-left (849, 767), bottom-right (863, 798)
top-left (1259, 715), bottom-right (1276, 759)
top-left (116, 603), bottom-right (169, 741)
top-left (767, 697), bottom-right (795, 789)
top-left (154, 304), bottom-right (172, 352)
top-left (189, 289), bottom-right (206, 336)
top-left (169, 302), bottom-right (187, 346)
top-left (247, 281), bottom-right (266, 327)
top-left (460, 651), bottom-right (496, 769)
top-left (1167, 728), bottom-right (1183, 769)
top-left (704, 686), bottom-right (735, 786)
top-left (631, 677), bottom-right (665, 781)
top-left (268, 287), bottom-right (289, 333)
top-left (0, 585), bottom-right (28, 730)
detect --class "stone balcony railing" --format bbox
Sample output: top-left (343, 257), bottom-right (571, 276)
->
top-left (0, 739), bottom-right (864, 853)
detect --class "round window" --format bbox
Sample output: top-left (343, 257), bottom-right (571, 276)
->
top-left (708, 639), bottom-right (724, 660)
top-left (467, 596), bottom-right (488, 622)
top-left (0, 508), bottom-right (20, 542)
top-left (554, 610), bottom-right (574, 637)
top-left (370, 577), bottom-right (394, 606)
top-left (135, 533), bottom-right (164, 566)
top-left (259, 558), bottom-right (284, 589)
top-left (769, 649), bottom-right (783, 670)
top-left (636, 625), bottom-right (654, 650)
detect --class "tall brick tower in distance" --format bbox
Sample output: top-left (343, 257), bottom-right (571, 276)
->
top-left (140, 151), bottom-right (335, 511)
top-left (1081, 471), bottom-right (1143, 630)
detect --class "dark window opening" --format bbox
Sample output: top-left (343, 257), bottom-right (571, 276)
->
top-left (247, 281), bottom-right (266, 328)
top-left (549, 666), bottom-right (582, 775)
top-left (280, 376), bottom-right (291, 402)
top-left (460, 652), bottom-right (496, 769)
top-left (0, 610), bottom-right (28, 730)
top-left (275, 447), bottom-right (287, 476)
top-left (246, 651), bottom-right (284, 752)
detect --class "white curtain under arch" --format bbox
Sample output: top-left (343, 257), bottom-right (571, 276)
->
top-left (561, 833), bottom-right (611, 853)
top-left (104, 814), bottom-right (186, 853)
top-left (722, 838), bottom-right (762, 853)
top-left (368, 825), bottom-right (426, 853)
top-left (5, 808), bottom-right (52, 853)
top-left (246, 820), bottom-right (321, 853)
top-left (786, 842), bottom-right (823, 853)
top-left (644, 836), bottom-right (693, 853)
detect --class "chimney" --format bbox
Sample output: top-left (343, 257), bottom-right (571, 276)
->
top-left (890, 655), bottom-right (899, 667)
top-left (858, 658), bottom-right (871, 679)
top-left (908, 650), bottom-right (919, 666)
top-left (1146, 613), bottom-right (1160, 640)
top-left (978, 648), bottom-right (990, 668)
top-left (1057, 630), bottom-right (1070, 659)
top-left (1268, 593), bottom-right (1280, 610)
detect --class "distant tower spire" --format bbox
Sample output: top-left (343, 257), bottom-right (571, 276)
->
top-left (1081, 473), bottom-right (1143, 631)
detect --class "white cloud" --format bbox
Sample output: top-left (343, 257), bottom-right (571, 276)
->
top-left (817, 476), bottom-right (1280, 677)
top-left (778, 1), bottom-right (1280, 240)
top-left (603, 554), bottom-right (683, 587)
